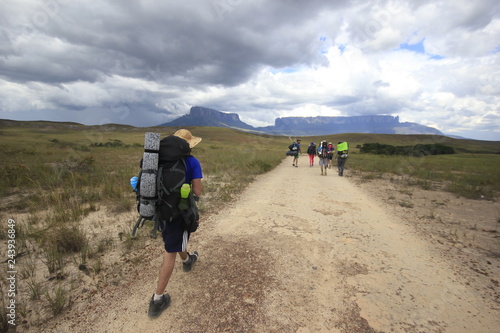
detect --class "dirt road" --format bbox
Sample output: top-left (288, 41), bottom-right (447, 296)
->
top-left (43, 158), bottom-right (499, 332)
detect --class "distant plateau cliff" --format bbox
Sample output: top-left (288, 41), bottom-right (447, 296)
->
top-left (159, 106), bottom-right (443, 136)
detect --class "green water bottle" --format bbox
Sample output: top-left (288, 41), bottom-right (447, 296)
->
top-left (179, 184), bottom-right (191, 210)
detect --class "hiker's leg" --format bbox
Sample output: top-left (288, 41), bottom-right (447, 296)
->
top-left (178, 252), bottom-right (188, 261)
top-left (338, 158), bottom-right (346, 176)
top-left (155, 251), bottom-right (176, 295)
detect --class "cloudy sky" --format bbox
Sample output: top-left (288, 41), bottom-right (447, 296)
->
top-left (1, 0), bottom-right (499, 140)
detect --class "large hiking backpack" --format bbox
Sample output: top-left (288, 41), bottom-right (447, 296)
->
top-left (318, 141), bottom-right (329, 158)
top-left (307, 144), bottom-right (317, 155)
top-left (337, 142), bottom-right (349, 158)
top-left (132, 133), bottom-right (199, 237)
top-left (286, 142), bottom-right (299, 156)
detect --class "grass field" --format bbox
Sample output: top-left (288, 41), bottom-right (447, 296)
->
top-left (1, 120), bottom-right (499, 214)
top-left (0, 119), bottom-right (499, 329)
top-left (0, 122), bottom-right (289, 213)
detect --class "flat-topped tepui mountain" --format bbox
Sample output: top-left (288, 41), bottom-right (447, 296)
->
top-left (159, 106), bottom-right (443, 136)
top-left (160, 106), bottom-right (254, 131)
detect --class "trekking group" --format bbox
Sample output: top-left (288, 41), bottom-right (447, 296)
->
top-left (288, 138), bottom-right (349, 176)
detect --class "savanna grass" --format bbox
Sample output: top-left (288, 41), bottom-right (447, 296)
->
top-left (45, 284), bottom-right (69, 316)
top-left (348, 152), bottom-right (500, 199)
top-left (1, 124), bottom-right (289, 245)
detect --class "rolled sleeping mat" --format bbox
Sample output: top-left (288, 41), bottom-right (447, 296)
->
top-left (139, 172), bottom-right (156, 217)
top-left (139, 132), bottom-right (160, 218)
top-left (141, 152), bottom-right (158, 170)
top-left (144, 132), bottom-right (161, 151)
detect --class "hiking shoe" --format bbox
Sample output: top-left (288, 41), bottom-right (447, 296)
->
top-left (183, 251), bottom-right (198, 272)
top-left (148, 294), bottom-right (171, 318)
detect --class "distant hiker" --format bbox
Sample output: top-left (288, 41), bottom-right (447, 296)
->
top-left (317, 140), bottom-right (331, 176)
top-left (327, 142), bottom-right (334, 169)
top-left (307, 142), bottom-right (317, 167)
top-left (289, 138), bottom-right (301, 167)
top-left (336, 141), bottom-right (349, 177)
top-left (148, 129), bottom-right (204, 318)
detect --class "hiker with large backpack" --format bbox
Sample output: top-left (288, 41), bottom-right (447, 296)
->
top-left (289, 138), bottom-right (301, 167)
top-left (317, 140), bottom-right (331, 176)
top-left (306, 142), bottom-right (317, 167)
top-left (327, 142), bottom-right (335, 169)
top-left (336, 141), bottom-right (349, 176)
top-left (136, 129), bottom-right (204, 318)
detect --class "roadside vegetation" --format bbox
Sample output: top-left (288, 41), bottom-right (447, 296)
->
top-left (0, 120), bottom-right (498, 330)
top-left (359, 142), bottom-right (455, 156)
top-left (347, 153), bottom-right (499, 200)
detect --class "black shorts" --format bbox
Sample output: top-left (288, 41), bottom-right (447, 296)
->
top-left (161, 215), bottom-right (190, 253)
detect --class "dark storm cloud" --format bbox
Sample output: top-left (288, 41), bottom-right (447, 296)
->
top-left (0, 0), bottom-right (346, 87)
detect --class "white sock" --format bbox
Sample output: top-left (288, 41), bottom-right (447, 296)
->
top-left (183, 253), bottom-right (191, 263)
top-left (153, 293), bottom-right (163, 302)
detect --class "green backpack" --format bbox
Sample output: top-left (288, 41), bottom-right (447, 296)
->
top-left (337, 142), bottom-right (349, 158)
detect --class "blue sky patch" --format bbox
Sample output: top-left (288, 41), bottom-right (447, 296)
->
top-left (338, 44), bottom-right (346, 55)
top-left (430, 54), bottom-right (445, 60)
top-left (400, 39), bottom-right (425, 53)
top-left (269, 67), bottom-right (299, 74)
top-left (400, 38), bottom-right (444, 60)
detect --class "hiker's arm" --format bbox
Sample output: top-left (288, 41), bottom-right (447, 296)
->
top-left (192, 178), bottom-right (203, 197)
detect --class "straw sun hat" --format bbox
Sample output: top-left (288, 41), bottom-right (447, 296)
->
top-left (173, 129), bottom-right (202, 148)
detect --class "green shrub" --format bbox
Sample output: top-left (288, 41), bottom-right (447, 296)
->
top-left (360, 142), bottom-right (455, 156)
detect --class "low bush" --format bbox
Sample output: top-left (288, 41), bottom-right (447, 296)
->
top-left (360, 142), bottom-right (455, 156)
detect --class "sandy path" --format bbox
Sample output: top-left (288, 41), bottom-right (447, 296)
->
top-left (45, 158), bottom-right (499, 333)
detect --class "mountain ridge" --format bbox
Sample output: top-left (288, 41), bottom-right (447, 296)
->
top-left (159, 106), bottom-right (444, 136)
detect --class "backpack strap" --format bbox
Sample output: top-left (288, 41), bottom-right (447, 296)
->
top-left (132, 216), bottom-right (146, 237)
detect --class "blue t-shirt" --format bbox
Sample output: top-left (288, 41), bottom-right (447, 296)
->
top-left (185, 156), bottom-right (203, 184)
